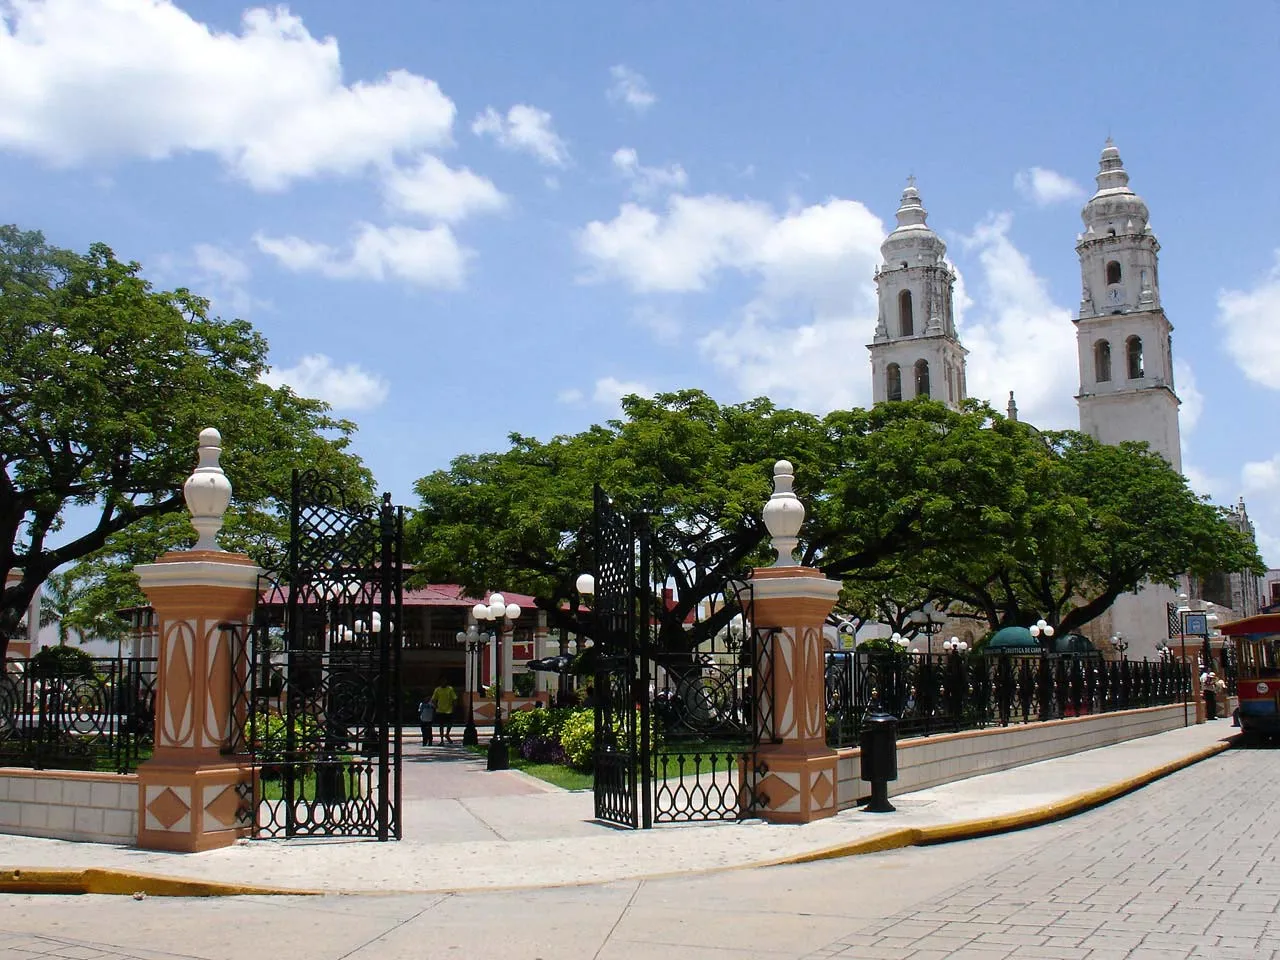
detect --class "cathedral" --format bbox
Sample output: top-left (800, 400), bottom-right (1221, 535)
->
top-left (866, 140), bottom-right (1222, 658)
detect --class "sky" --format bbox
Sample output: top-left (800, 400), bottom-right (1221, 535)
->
top-left (2, 0), bottom-right (1278, 568)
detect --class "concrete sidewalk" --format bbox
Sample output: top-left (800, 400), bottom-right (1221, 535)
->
top-left (0, 720), bottom-right (1236, 896)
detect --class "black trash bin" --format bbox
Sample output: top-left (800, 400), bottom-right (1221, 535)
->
top-left (860, 708), bottom-right (899, 813)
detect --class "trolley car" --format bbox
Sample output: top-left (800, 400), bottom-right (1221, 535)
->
top-left (1218, 613), bottom-right (1280, 740)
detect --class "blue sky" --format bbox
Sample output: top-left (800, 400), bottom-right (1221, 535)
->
top-left (2, 0), bottom-right (1278, 565)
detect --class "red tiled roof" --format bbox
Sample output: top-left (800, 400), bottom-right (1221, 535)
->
top-left (258, 583), bottom-right (538, 609)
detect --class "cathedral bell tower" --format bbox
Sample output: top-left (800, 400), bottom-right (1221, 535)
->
top-left (868, 179), bottom-right (967, 410)
top-left (1075, 140), bottom-right (1182, 471)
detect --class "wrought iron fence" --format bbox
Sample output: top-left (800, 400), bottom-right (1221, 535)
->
top-left (826, 650), bottom-right (1191, 748)
top-left (0, 657), bottom-right (158, 773)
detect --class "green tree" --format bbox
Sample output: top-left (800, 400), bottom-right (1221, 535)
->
top-left (0, 226), bottom-right (372, 658)
top-left (407, 389), bottom-right (829, 653)
top-left (37, 570), bottom-right (83, 646)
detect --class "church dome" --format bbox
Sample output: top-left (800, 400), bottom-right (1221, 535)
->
top-left (881, 179), bottom-right (947, 263)
top-left (1081, 139), bottom-right (1149, 234)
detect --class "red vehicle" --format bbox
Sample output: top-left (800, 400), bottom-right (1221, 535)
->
top-left (1219, 613), bottom-right (1280, 741)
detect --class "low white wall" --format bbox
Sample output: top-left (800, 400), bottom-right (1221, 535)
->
top-left (836, 704), bottom-right (1189, 810)
top-left (0, 769), bottom-right (137, 844)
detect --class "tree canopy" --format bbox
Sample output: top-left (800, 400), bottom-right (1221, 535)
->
top-left (407, 390), bottom-right (826, 653)
top-left (407, 390), bottom-right (1263, 647)
top-left (0, 226), bottom-right (371, 656)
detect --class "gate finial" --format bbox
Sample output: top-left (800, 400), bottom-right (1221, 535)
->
top-left (184, 427), bottom-right (232, 551)
top-left (762, 459), bottom-right (805, 566)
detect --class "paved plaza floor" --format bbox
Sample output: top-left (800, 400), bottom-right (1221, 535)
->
top-left (0, 722), bottom-right (1237, 894)
top-left (0, 722), bottom-right (1272, 959)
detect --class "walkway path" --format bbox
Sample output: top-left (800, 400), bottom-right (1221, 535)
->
top-left (0, 720), bottom-right (1236, 894)
top-left (0, 722), bottom-right (1268, 959)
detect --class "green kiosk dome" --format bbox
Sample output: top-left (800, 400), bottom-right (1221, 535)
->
top-left (985, 626), bottom-right (1099, 656)
top-left (986, 626), bottom-right (1040, 654)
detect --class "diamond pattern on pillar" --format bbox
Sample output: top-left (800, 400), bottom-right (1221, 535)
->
top-left (811, 771), bottom-right (833, 809)
top-left (758, 773), bottom-right (799, 811)
top-left (203, 784), bottom-right (242, 829)
top-left (147, 787), bottom-right (190, 830)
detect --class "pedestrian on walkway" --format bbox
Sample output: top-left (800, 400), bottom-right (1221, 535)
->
top-left (432, 680), bottom-right (458, 744)
top-left (417, 695), bottom-right (435, 746)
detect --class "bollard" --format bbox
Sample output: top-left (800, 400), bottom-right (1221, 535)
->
top-left (860, 707), bottom-right (899, 813)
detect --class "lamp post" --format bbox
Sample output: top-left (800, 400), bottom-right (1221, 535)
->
top-left (942, 637), bottom-right (969, 655)
top-left (1110, 634), bottom-right (1128, 659)
top-left (907, 601), bottom-right (947, 657)
top-left (456, 624), bottom-right (484, 746)
top-left (1029, 618), bottom-right (1056, 650)
top-left (474, 592), bottom-right (522, 771)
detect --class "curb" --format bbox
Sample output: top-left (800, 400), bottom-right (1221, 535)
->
top-left (767, 738), bottom-right (1233, 867)
top-left (0, 738), bottom-right (1232, 898)
top-left (0, 867), bottom-right (324, 898)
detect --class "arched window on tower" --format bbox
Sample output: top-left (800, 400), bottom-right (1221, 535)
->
top-left (1106, 260), bottom-right (1122, 285)
top-left (914, 359), bottom-right (930, 398)
top-left (898, 290), bottom-right (914, 337)
top-left (1094, 340), bottom-right (1112, 383)
top-left (1126, 336), bottom-right (1144, 379)
top-left (886, 363), bottom-right (902, 401)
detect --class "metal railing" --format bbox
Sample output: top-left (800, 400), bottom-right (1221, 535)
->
top-left (0, 657), bottom-right (158, 774)
top-left (826, 650), bottom-right (1191, 748)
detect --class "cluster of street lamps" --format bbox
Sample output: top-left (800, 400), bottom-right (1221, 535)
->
top-left (472, 593), bottom-right (522, 771)
top-left (1029, 618), bottom-right (1055, 647)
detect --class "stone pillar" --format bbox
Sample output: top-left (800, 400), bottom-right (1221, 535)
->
top-left (748, 461), bottom-right (842, 824)
top-left (134, 429), bottom-right (262, 852)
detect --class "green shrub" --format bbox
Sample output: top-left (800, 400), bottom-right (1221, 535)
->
top-left (504, 709), bottom-right (535, 742)
top-left (559, 709), bottom-right (595, 769)
top-left (246, 711), bottom-right (320, 768)
top-left (29, 644), bottom-right (95, 678)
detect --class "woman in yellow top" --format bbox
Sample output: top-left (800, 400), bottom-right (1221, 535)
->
top-left (431, 681), bottom-right (459, 743)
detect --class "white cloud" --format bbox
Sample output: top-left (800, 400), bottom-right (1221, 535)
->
top-left (382, 154), bottom-right (505, 222)
top-left (612, 147), bottom-right (687, 198)
top-left (607, 65), bottom-right (656, 113)
top-left (254, 223), bottom-right (470, 288)
top-left (472, 104), bottom-right (568, 167)
top-left (958, 214), bottom-right (1079, 429)
top-left (1242, 455), bottom-right (1280, 567)
top-left (262, 354), bottom-right (389, 410)
top-left (1014, 167), bottom-right (1085, 207)
top-left (1244, 455), bottom-right (1280, 494)
top-left (0, 1), bottom-right (455, 190)
top-left (1173, 359), bottom-right (1203, 433)
top-left (580, 192), bottom-right (884, 411)
top-left (593, 376), bottom-right (653, 405)
top-left (632, 305), bottom-right (681, 345)
top-left (192, 243), bottom-right (249, 287)
top-left (556, 388), bottom-right (584, 405)
top-left (1218, 252), bottom-right (1280, 389)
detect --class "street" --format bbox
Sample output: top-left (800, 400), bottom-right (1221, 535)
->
top-left (0, 742), bottom-right (1274, 960)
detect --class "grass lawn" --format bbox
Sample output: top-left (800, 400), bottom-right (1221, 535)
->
top-left (464, 742), bottom-right (751, 790)
top-left (463, 745), bottom-right (594, 791)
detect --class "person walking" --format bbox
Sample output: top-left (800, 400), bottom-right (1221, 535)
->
top-left (416, 695), bottom-right (435, 746)
top-left (431, 680), bottom-right (459, 744)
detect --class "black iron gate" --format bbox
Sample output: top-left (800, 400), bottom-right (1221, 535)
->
top-left (649, 577), bottom-right (774, 824)
top-left (590, 488), bottom-right (771, 829)
top-left (591, 485), bottom-right (647, 828)
top-left (233, 469), bottom-right (403, 840)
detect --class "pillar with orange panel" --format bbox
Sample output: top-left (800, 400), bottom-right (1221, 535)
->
top-left (748, 460), bottom-right (843, 824)
top-left (134, 428), bottom-right (261, 852)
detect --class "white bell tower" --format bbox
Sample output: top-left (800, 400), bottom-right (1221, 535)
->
top-left (868, 179), bottom-right (967, 410)
top-left (1074, 140), bottom-right (1184, 660)
top-left (1075, 140), bottom-right (1182, 471)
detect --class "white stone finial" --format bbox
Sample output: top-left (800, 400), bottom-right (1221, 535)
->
top-left (762, 459), bottom-right (805, 566)
top-left (183, 427), bottom-right (232, 551)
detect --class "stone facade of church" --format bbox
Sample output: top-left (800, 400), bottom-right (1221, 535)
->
top-left (866, 141), bottom-right (1257, 658)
